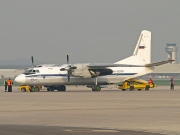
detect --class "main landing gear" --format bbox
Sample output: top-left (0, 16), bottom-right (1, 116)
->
top-left (91, 77), bottom-right (101, 91)
top-left (57, 85), bottom-right (66, 91)
top-left (47, 85), bottom-right (66, 91)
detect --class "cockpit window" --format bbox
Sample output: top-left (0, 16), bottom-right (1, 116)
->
top-left (23, 69), bottom-right (39, 74)
top-left (36, 70), bottom-right (40, 73)
top-left (28, 70), bottom-right (32, 73)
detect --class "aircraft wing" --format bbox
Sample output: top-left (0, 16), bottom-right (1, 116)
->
top-left (87, 60), bottom-right (173, 78)
top-left (88, 63), bottom-right (144, 69)
top-left (88, 60), bottom-right (174, 69)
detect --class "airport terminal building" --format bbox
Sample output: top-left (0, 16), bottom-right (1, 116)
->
top-left (141, 63), bottom-right (180, 80)
top-left (143, 43), bottom-right (180, 80)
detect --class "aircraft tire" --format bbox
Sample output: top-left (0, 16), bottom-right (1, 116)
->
top-left (92, 85), bottom-right (101, 91)
top-left (60, 85), bottom-right (66, 91)
top-left (47, 87), bottom-right (54, 91)
top-left (47, 88), bottom-right (50, 91)
top-left (57, 85), bottom-right (66, 91)
top-left (35, 87), bottom-right (39, 92)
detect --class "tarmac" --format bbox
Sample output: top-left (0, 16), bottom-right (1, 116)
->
top-left (0, 86), bottom-right (180, 135)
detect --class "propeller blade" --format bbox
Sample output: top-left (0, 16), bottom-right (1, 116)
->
top-left (68, 71), bottom-right (70, 82)
top-left (31, 56), bottom-right (34, 67)
top-left (63, 55), bottom-right (73, 82)
top-left (67, 55), bottom-right (69, 65)
top-left (67, 55), bottom-right (70, 81)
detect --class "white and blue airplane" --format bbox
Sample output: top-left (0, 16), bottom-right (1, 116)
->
top-left (14, 30), bottom-right (173, 91)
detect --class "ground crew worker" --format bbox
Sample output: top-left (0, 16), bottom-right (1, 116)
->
top-left (170, 77), bottom-right (174, 90)
top-left (149, 77), bottom-right (154, 87)
top-left (7, 78), bottom-right (13, 92)
top-left (4, 79), bottom-right (7, 92)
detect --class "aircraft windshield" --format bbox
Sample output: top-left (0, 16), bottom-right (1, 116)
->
top-left (24, 69), bottom-right (40, 74)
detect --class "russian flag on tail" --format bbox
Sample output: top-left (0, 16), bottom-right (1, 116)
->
top-left (139, 46), bottom-right (145, 49)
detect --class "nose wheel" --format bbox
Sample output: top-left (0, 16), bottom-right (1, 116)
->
top-left (92, 77), bottom-right (101, 91)
top-left (92, 85), bottom-right (101, 91)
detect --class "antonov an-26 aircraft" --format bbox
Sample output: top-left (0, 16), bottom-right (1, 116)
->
top-left (15, 30), bottom-right (172, 91)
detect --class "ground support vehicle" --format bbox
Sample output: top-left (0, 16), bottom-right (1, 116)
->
top-left (19, 85), bottom-right (42, 92)
top-left (118, 79), bottom-right (156, 91)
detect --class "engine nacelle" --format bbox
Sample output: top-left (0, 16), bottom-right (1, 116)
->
top-left (89, 69), bottom-right (113, 77)
top-left (71, 64), bottom-right (92, 78)
top-left (71, 64), bottom-right (113, 78)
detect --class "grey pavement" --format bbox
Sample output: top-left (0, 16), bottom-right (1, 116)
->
top-left (0, 86), bottom-right (180, 135)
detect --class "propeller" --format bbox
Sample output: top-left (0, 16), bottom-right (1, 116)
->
top-left (20, 56), bottom-right (36, 72)
top-left (67, 55), bottom-right (69, 64)
top-left (60, 55), bottom-right (76, 82)
top-left (31, 56), bottom-right (34, 67)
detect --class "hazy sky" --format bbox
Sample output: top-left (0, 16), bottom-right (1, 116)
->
top-left (1, 0), bottom-right (180, 65)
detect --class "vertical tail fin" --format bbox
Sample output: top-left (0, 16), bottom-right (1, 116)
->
top-left (115, 30), bottom-right (151, 65)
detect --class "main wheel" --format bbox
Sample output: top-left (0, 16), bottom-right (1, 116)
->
top-left (34, 87), bottom-right (40, 92)
top-left (47, 87), bottom-right (51, 91)
top-left (61, 85), bottom-right (66, 91)
top-left (57, 85), bottom-right (66, 91)
top-left (47, 87), bottom-right (54, 91)
top-left (51, 89), bottom-right (54, 91)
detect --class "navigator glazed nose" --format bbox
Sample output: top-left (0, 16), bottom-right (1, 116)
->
top-left (14, 74), bottom-right (26, 85)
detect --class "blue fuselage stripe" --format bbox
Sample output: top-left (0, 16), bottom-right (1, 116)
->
top-left (25, 73), bottom-right (137, 78)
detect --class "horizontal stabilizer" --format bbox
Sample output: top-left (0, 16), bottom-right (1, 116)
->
top-left (145, 60), bottom-right (174, 67)
top-left (124, 67), bottom-right (154, 81)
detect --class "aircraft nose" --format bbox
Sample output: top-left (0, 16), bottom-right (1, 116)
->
top-left (15, 74), bottom-right (26, 84)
